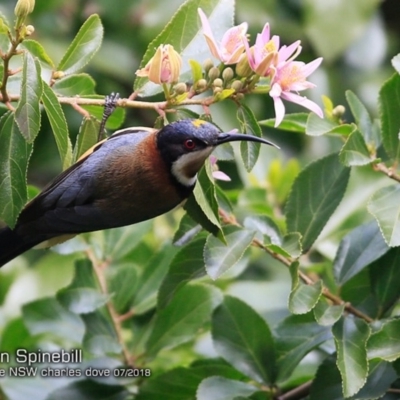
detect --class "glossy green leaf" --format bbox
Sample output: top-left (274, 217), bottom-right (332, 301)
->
top-left (289, 262), bottom-right (322, 314)
top-left (332, 316), bottom-right (370, 398)
top-left (146, 284), bottom-right (222, 357)
top-left (184, 161), bottom-right (222, 237)
top-left (53, 74), bottom-right (96, 96)
top-left (212, 296), bottom-right (277, 384)
top-left (310, 357), bottom-right (397, 400)
top-left (46, 380), bottom-right (128, 400)
top-left (173, 213), bottom-right (201, 246)
top-left (339, 128), bottom-right (372, 166)
top-left (57, 14), bottom-right (103, 75)
top-left (73, 115), bottom-right (100, 162)
top-left (333, 221), bottom-right (389, 285)
top-left (379, 74), bottom-right (400, 161)
top-left (370, 247), bottom-right (400, 314)
top-left (368, 319), bottom-right (400, 362)
top-left (136, 363), bottom-right (245, 400)
top-left (158, 235), bottom-right (207, 309)
top-left (22, 298), bottom-right (85, 344)
top-left (243, 215), bottom-right (281, 244)
top-left (189, 59), bottom-right (203, 83)
top-left (306, 112), bottom-right (338, 136)
top-left (368, 185), bottom-right (400, 247)
top-left (21, 39), bottom-right (54, 67)
top-left (42, 82), bottom-right (73, 169)
top-left (392, 54), bottom-right (400, 74)
top-left (237, 104), bottom-right (263, 172)
top-left (259, 113), bottom-right (308, 133)
top-left (197, 376), bottom-right (258, 400)
top-left (0, 112), bottom-right (32, 228)
top-left (134, 0), bottom-right (234, 95)
top-left (267, 233), bottom-right (302, 258)
top-left (15, 52), bottom-right (43, 142)
top-left (304, 0), bottom-right (380, 62)
top-left (275, 313), bottom-right (332, 381)
top-left (313, 298), bottom-right (344, 326)
top-left (57, 288), bottom-right (109, 314)
top-left (133, 245), bottom-right (178, 314)
top-left (205, 226), bottom-right (255, 280)
top-left (285, 153), bottom-right (350, 252)
top-left (108, 263), bottom-right (138, 314)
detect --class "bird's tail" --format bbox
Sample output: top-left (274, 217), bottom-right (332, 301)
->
top-left (0, 226), bottom-right (38, 268)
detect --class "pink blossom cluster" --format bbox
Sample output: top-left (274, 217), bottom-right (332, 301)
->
top-left (198, 9), bottom-right (323, 127)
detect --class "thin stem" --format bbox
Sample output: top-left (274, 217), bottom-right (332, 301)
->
top-left (275, 381), bottom-right (312, 400)
top-left (86, 249), bottom-right (134, 367)
top-left (218, 209), bottom-right (374, 324)
top-left (373, 162), bottom-right (400, 183)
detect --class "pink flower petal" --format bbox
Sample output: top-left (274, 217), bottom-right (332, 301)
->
top-left (277, 40), bottom-right (301, 64)
top-left (271, 90), bottom-right (286, 127)
top-left (212, 170), bottom-right (231, 181)
top-left (301, 57), bottom-right (323, 77)
top-left (281, 91), bottom-right (323, 118)
top-left (198, 8), bottom-right (222, 60)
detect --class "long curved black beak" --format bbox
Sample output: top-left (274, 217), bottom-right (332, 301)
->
top-left (216, 132), bottom-right (279, 149)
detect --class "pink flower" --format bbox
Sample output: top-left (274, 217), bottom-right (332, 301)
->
top-left (198, 8), bottom-right (247, 64)
top-left (136, 44), bottom-right (182, 84)
top-left (210, 155), bottom-right (231, 181)
top-left (270, 58), bottom-right (323, 127)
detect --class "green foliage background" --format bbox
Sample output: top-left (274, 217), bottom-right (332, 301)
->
top-left (0, 0), bottom-right (400, 399)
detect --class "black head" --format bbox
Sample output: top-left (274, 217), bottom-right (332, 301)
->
top-left (156, 119), bottom-right (278, 188)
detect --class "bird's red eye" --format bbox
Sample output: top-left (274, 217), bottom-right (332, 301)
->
top-left (184, 139), bottom-right (196, 150)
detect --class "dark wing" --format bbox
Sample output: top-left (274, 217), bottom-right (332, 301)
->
top-left (17, 128), bottom-right (154, 237)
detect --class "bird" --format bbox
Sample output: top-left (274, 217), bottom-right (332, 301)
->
top-left (0, 117), bottom-right (278, 267)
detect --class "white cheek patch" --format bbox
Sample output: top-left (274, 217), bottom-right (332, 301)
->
top-left (171, 148), bottom-right (214, 187)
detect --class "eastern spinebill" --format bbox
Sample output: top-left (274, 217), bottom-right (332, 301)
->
top-left (0, 118), bottom-right (278, 266)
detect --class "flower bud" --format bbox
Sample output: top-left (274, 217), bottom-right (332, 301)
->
top-left (174, 82), bottom-right (187, 95)
top-left (213, 87), bottom-right (222, 94)
top-left (231, 80), bottom-right (243, 92)
top-left (53, 71), bottom-right (65, 79)
top-left (236, 55), bottom-right (253, 78)
top-left (208, 66), bottom-right (220, 81)
top-left (196, 78), bottom-right (207, 90)
top-left (203, 58), bottom-right (214, 73)
top-left (136, 44), bottom-right (182, 85)
top-left (213, 78), bottom-right (223, 88)
top-left (25, 24), bottom-right (34, 35)
top-left (222, 67), bottom-right (234, 82)
top-left (14, 0), bottom-right (35, 18)
top-left (332, 105), bottom-right (345, 118)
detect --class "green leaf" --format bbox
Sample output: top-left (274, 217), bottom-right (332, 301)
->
top-left (53, 73), bottom-right (96, 96)
top-left (267, 233), bottom-right (302, 258)
top-left (22, 297), bottom-right (85, 344)
top-left (184, 161), bottom-right (222, 237)
top-left (345, 91), bottom-right (374, 144)
top-left (146, 284), bottom-right (222, 357)
top-left (42, 82), bottom-right (73, 169)
top-left (46, 380), bottom-right (129, 400)
top-left (197, 376), bottom-right (259, 400)
top-left (134, 0), bottom-right (234, 96)
top-left (332, 316), bottom-right (370, 398)
top-left (275, 313), bottom-right (332, 381)
top-left (285, 153), bottom-right (350, 252)
top-left (21, 39), bottom-right (54, 67)
top-left (205, 226), bottom-right (255, 280)
top-left (288, 262), bottom-right (322, 315)
top-left (108, 263), bottom-right (138, 314)
top-left (237, 104), bottom-right (263, 172)
top-left (392, 54), bottom-right (400, 74)
top-left (133, 245), bottom-right (178, 314)
top-left (333, 221), bottom-right (389, 285)
top-left (310, 357), bottom-right (397, 400)
top-left (243, 215), bottom-right (281, 244)
top-left (189, 59), bottom-right (203, 84)
top-left (57, 14), bottom-right (104, 75)
top-left (158, 235), bottom-right (207, 309)
top-left (313, 298), bottom-right (344, 326)
top-left (57, 288), bottom-right (109, 314)
top-left (212, 296), bottom-right (277, 384)
top-left (73, 115), bottom-right (100, 162)
top-left (379, 74), bottom-right (400, 161)
top-left (370, 247), bottom-right (400, 314)
top-left (173, 213), bottom-right (201, 246)
top-left (368, 185), bottom-right (400, 247)
top-left (15, 52), bottom-right (43, 142)
top-left (368, 319), bottom-right (400, 362)
top-left (339, 128), bottom-right (372, 166)
top-left (259, 113), bottom-right (308, 133)
top-left (0, 112), bottom-right (33, 228)
top-left (136, 363), bottom-right (245, 400)
top-left (306, 112), bottom-right (338, 136)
